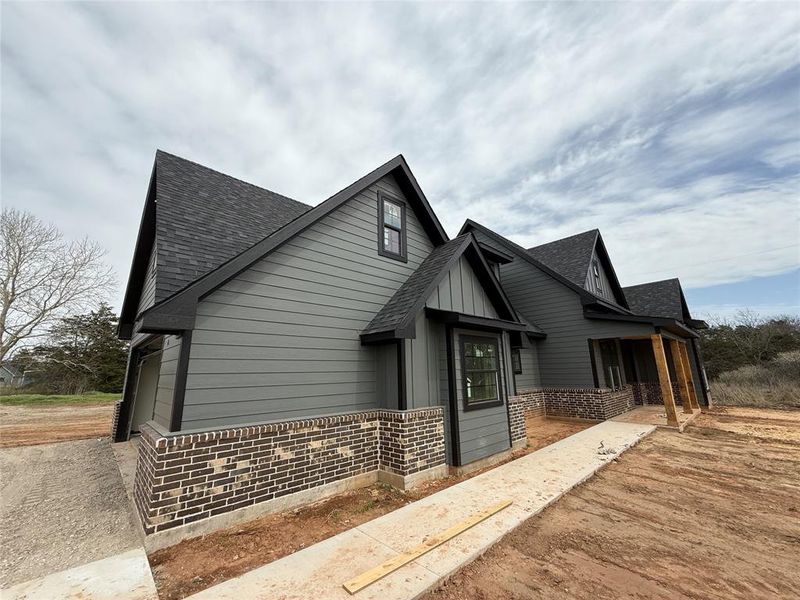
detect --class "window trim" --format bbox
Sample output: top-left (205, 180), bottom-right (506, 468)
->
top-left (511, 348), bottom-right (522, 374)
top-left (459, 334), bottom-right (504, 411)
top-left (592, 259), bottom-right (602, 291)
top-left (377, 191), bottom-right (408, 262)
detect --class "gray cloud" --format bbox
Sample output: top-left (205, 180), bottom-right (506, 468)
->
top-left (2, 2), bottom-right (798, 311)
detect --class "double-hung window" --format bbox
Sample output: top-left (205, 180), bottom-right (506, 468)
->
top-left (378, 193), bottom-right (407, 261)
top-left (592, 260), bottom-right (602, 292)
top-left (461, 336), bottom-right (503, 410)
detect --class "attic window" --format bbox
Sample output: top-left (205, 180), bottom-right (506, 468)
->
top-left (592, 260), bottom-right (602, 291)
top-left (378, 193), bottom-right (407, 262)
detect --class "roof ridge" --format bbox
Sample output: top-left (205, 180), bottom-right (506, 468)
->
top-left (155, 149), bottom-right (311, 210)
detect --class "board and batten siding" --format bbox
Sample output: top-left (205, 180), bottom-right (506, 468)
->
top-left (152, 334), bottom-right (181, 428)
top-left (403, 255), bottom-right (501, 409)
top-left (584, 248), bottom-right (615, 302)
top-left (471, 230), bottom-right (654, 388)
top-left (514, 343), bottom-right (541, 391)
top-left (180, 174), bottom-right (435, 430)
top-left (452, 328), bottom-right (512, 465)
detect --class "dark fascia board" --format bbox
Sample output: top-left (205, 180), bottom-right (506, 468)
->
top-left (476, 242), bottom-right (514, 265)
top-left (424, 308), bottom-right (530, 332)
top-left (592, 231), bottom-right (629, 308)
top-left (459, 220), bottom-right (633, 316)
top-left (118, 162), bottom-right (158, 340)
top-left (583, 310), bottom-right (699, 338)
top-left (359, 234), bottom-right (523, 344)
top-left (687, 318), bottom-right (708, 330)
top-left (140, 155), bottom-right (449, 333)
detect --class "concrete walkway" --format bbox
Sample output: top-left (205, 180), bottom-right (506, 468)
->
top-left (187, 420), bottom-right (655, 600)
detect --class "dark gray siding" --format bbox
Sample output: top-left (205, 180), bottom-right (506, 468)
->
top-left (585, 248), bottom-right (615, 302)
top-left (472, 230), bottom-right (654, 388)
top-left (137, 241), bottom-right (157, 317)
top-left (181, 174), bottom-right (435, 430)
top-left (153, 334), bottom-right (180, 428)
top-left (514, 343), bottom-right (541, 391)
top-left (404, 255), bottom-right (502, 409)
top-left (375, 343), bottom-right (398, 409)
top-left (452, 328), bottom-right (511, 464)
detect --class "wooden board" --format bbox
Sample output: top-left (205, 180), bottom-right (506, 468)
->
top-left (678, 343), bottom-right (701, 410)
top-left (343, 499), bottom-right (513, 595)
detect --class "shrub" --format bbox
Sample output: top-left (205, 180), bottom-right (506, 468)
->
top-left (711, 351), bottom-right (800, 409)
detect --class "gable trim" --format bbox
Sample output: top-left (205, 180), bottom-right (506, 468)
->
top-left (460, 220), bottom-right (633, 315)
top-left (360, 234), bottom-right (524, 344)
top-left (138, 155), bottom-right (449, 335)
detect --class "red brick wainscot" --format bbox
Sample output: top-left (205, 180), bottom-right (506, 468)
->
top-left (133, 408), bottom-right (445, 536)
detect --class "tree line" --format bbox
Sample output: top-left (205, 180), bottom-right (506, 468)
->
top-left (698, 311), bottom-right (800, 380)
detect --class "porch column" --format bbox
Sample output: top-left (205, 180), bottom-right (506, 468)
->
top-left (651, 334), bottom-right (679, 427)
top-left (669, 339), bottom-right (694, 414)
top-left (678, 342), bottom-right (701, 410)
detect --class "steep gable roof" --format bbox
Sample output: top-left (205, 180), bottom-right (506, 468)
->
top-left (153, 151), bottom-right (312, 301)
top-left (459, 220), bottom-right (632, 314)
top-left (623, 278), bottom-right (691, 322)
top-left (131, 154), bottom-right (449, 337)
top-left (119, 151), bottom-right (311, 335)
top-left (361, 234), bottom-right (536, 342)
top-left (527, 230), bottom-right (599, 288)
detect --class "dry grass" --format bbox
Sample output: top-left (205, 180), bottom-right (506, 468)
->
top-left (711, 351), bottom-right (800, 409)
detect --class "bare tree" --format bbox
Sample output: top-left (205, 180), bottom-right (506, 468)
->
top-left (0, 208), bottom-right (116, 363)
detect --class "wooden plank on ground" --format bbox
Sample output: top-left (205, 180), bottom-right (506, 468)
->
top-left (651, 334), bottom-right (679, 428)
top-left (343, 499), bottom-right (513, 595)
top-left (669, 339), bottom-right (694, 414)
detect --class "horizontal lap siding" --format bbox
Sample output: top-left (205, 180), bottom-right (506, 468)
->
top-left (131, 243), bottom-right (158, 348)
top-left (472, 230), bottom-right (654, 388)
top-left (181, 175), bottom-right (434, 430)
top-left (515, 343), bottom-right (541, 391)
top-left (153, 335), bottom-right (180, 428)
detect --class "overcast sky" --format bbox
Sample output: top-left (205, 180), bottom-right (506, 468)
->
top-left (2, 2), bottom-right (799, 320)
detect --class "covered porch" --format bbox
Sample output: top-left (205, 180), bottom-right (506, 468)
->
top-left (594, 333), bottom-right (701, 429)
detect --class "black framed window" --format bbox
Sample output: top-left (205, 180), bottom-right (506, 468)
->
top-left (592, 259), bottom-right (602, 292)
top-left (460, 335), bottom-right (503, 410)
top-left (378, 192), bottom-right (407, 261)
top-left (511, 348), bottom-right (522, 374)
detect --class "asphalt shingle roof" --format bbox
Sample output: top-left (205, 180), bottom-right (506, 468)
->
top-left (362, 235), bottom-right (472, 336)
top-left (623, 278), bottom-right (686, 321)
top-left (153, 151), bottom-right (312, 301)
top-left (526, 229), bottom-right (599, 287)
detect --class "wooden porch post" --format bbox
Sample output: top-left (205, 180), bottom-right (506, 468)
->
top-left (669, 339), bottom-right (694, 414)
top-left (678, 343), bottom-right (700, 410)
top-left (651, 334), bottom-right (679, 427)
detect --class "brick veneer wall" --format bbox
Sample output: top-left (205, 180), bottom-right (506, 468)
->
top-left (133, 408), bottom-right (445, 535)
top-left (509, 391), bottom-right (545, 419)
top-left (111, 399), bottom-right (123, 438)
top-left (507, 397), bottom-right (527, 444)
top-left (631, 382), bottom-right (685, 406)
top-left (515, 387), bottom-right (635, 421)
top-left (378, 409), bottom-right (445, 476)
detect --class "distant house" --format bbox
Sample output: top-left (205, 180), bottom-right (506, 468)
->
top-left (0, 363), bottom-right (29, 387)
top-left (115, 151), bottom-right (708, 541)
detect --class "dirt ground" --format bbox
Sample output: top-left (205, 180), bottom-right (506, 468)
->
top-left (149, 416), bottom-right (593, 600)
top-left (0, 403), bottom-right (114, 448)
top-left (423, 407), bottom-right (800, 600)
top-left (0, 438), bottom-right (141, 587)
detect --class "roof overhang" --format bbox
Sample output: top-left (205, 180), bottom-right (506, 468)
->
top-left (583, 310), bottom-right (699, 338)
top-left (424, 308), bottom-right (532, 333)
top-left (477, 242), bottom-right (514, 265)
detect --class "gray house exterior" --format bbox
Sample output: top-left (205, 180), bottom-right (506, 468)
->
top-left (116, 151), bottom-right (708, 542)
top-left (116, 152), bottom-right (540, 538)
top-left (461, 220), bottom-right (709, 421)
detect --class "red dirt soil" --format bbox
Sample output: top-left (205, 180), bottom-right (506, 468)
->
top-left (0, 404), bottom-right (114, 448)
top-left (148, 416), bottom-right (592, 600)
top-left (424, 407), bottom-right (800, 600)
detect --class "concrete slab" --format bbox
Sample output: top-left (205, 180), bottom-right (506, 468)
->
top-left (185, 420), bottom-right (655, 600)
top-left (1, 548), bottom-right (158, 600)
